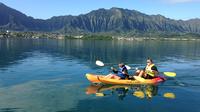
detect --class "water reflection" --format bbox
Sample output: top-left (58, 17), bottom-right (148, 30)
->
top-left (1, 39), bottom-right (200, 69)
top-left (86, 84), bottom-right (176, 100)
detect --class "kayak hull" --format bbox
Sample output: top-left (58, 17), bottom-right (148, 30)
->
top-left (85, 73), bottom-right (104, 83)
top-left (86, 73), bottom-right (165, 85)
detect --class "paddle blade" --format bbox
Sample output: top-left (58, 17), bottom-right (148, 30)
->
top-left (163, 72), bottom-right (176, 77)
top-left (125, 65), bottom-right (131, 70)
top-left (133, 91), bottom-right (145, 99)
top-left (96, 93), bottom-right (105, 97)
top-left (96, 60), bottom-right (104, 66)
top-left (163, 92), bottom-right (176, 99)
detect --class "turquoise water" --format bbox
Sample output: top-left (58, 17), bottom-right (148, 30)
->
top-left (0, 39), bottom-right (200, 112)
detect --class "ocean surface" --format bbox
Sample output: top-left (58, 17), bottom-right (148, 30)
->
top-left (0, 38), bottom-right (200, 112)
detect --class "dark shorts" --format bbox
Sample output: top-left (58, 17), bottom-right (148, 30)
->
top-left (145, 74), bottom-right (154, 79)
top-left (117, 74), bottom-right (126, 79)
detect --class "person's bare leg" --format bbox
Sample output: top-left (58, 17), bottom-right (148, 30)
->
top-left (105, 74), bottom-right (119, 79)
top-left (105, 74), bottom-right (113, 78)
top-left (113, 75), bottom-right (121, 80)
top-left (138, 70), bottom-right (145, 77)
top-left (134, 70), bottom-right (141, 76)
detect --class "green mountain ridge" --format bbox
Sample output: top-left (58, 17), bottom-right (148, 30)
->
top-left (0, 2), bottom-right (200, 36)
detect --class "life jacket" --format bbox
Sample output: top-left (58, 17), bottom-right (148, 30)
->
top-left (117, 66), bottom-right (127, 79)
top-left (145, 64), bottom-right (156, 77)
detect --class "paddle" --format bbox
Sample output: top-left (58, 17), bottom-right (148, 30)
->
top-left (163, 92), bottom-right (176, 99)
top-left (93, 86), bottom-right (176, 99)
top-left (96, 60), bottom-right (131, 69)
top-left (95, 92), bottom-right (105, 97)
top-left (133, 91), bottom-right (176, 99)
top-left (162, 72), bottom-right (176, 77)
top-left (96, 60), bottom-right (176, 77)
top-left (95, 60), bottom-right (105, 66)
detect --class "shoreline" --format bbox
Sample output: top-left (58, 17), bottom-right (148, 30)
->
top-left (112, 37), bottom-right (200, 41)
top-left (0, 31), bottom-right (200, 41)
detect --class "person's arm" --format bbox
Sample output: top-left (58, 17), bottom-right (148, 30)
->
top-left (111, 67), bottom-right (118, 73)
top-left (151, 66), bottom-right (158, 75)
top-left (122, 68), bottom-right (128, 76)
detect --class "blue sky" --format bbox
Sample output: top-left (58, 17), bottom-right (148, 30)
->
top-left (0, 0), bottom-right (200, 20)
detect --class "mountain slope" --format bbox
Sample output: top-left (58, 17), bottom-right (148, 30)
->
top-left (0, 2), bottom-right (49, 31)
top-left (0, 2), bottom-right (200, 35)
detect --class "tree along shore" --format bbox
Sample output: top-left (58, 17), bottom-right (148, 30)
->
top-left (0, 31), bottom-right (200, 41)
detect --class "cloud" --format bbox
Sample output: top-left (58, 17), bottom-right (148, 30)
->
top-left (164, 0), bottom-right (200, 3)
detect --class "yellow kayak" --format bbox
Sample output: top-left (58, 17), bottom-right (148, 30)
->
top-left (85, 73), bottom-right (165, 85)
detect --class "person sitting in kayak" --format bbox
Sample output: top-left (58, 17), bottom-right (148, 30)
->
top-left (135, 58), bottom-right (158, 79)
top-left (105, 63), bottom-right (129, 79)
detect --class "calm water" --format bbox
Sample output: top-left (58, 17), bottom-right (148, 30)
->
top-left (0, 38), bottom-right (200, 112)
